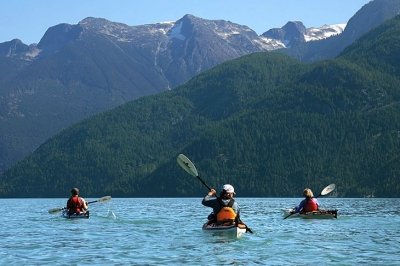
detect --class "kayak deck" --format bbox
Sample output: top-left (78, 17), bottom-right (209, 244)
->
top-left (62, 210), bottom-right (90, 219)
top-left (202, 221), bottom-right (247, 238)
top-left (283, 209), bottom-right (338, 219)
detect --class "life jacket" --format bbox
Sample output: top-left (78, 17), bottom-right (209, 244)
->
top-left (216, 199), bottom-right (236, 223)
top-left (67, 196), bottom-right (84, 214)
top-left (302, 198), bottom-right (318, 213)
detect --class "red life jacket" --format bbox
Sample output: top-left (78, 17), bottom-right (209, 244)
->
top-left (302, 198), bottom-right (318, 212)
top-left (67, 196), bottom-right (84, 214)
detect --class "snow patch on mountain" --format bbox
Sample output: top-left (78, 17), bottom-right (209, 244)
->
top-left (24, 47), bottom-right (41, 60)
top-left (168, 21), bottom-right (185, 40)
top-left (153, 22), bottom-right (175, 35)
top-left (215, 28), bottom-right (241, 39)
top-left (304, 23), bottom-right (346, 42)
top-left (213, 23), bottom-right (246, 39)
top-left (256, 37), bottom-right (286, 50)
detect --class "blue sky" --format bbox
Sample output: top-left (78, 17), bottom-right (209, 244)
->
top-left (1, 0), bottom-right (371, 44)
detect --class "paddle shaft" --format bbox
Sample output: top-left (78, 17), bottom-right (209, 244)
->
top-left (87, 199), bottom-right (101, 204)
top-left (196, 175), bottom-right (212, 191)
top-left (48, 196), bottom-right (111, 214)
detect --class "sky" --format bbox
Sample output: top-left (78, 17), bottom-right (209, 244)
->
top-left (1, 0), bottom-right (372, 45)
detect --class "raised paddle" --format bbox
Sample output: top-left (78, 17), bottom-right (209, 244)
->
top-left (48, 195), bottom-right (112, 214)
top-left (177, 154), bottom-right (253, 233)
top-left (284, 183), bottom-right (336, 220)
top-left (177, 154), bottom-right (211, 191)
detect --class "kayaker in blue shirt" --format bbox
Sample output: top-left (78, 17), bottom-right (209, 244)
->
top-left (292, 188), bottom-right (319, 214)
top-left (202, 184), bottom-right (240, 224)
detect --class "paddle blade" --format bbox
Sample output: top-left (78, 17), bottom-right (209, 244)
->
top-left (48, 207), bottom-right (64, 214)
top-left (177, 154), bottom-right (199, 177)
top-left (320, 183), bottom-right (336, 196)
top-left (87, 196), bottom-right (112, 204)
top-left (95, 196), bottom-right (112, 203)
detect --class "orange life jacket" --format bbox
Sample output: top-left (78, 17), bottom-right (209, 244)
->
top-left (216, 207), bottom-right (236, 223)
top-left (216, 198), bottom-right (237, 223)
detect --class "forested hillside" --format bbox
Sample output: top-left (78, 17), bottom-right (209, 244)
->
top-left (1, 16), bottom-right (400, 198)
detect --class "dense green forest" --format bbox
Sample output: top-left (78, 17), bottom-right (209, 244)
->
top-left (1, 16), bottom-right (400, 198)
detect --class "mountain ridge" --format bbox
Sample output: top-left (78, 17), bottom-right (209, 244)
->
top-left (283, 0), bottom-right (400, 61)
top-left (0, 14), bottom-right (348, 174)
top-left (1, 15), bottom-right (400, 197)
top-left (1, 0), bottom-right (399, 175)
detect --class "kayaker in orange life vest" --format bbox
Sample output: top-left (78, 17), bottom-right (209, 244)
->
top-left (202, 184), bottom-right (240, 224)
top-left (66, 188), bottom-right (88, 215)
top-left (292, 188), bottom-right (319, 214)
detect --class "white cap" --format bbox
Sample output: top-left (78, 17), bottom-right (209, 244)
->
top-left (222, 184), bottom-right (235, 194)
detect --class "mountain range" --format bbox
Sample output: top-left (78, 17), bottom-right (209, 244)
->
top-left (0, 0), bottom-right (400, 176)
top-left (1, 12), bottom-right (400, 198)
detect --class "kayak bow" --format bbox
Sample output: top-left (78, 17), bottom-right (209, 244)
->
top-left (202, 222), bottom-right (248, 238)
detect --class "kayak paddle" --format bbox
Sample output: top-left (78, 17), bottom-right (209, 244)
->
top-left (316, 183), bottom-right (336, 198)
top-left (48, 195), bottom-right (112, 214)
top-left (283, 183), bottom-right (336, 220)
top-left (177, 154), bottom-right (211, 191)
top-left (177, 154), bottom-right (253, 233)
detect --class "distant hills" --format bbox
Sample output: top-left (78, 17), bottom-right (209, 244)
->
top-left (1, 0), bottom-right (399, 175)
top-left (1, 14), bottom-right (399, 198)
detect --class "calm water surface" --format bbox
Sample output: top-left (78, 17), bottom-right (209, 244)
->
top-left (0, 198), bottom-right (399, 265)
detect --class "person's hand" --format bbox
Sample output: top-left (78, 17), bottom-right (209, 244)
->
top-left (208, 189), bottom-right (216, 196)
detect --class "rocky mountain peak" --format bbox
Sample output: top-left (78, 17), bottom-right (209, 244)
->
top-left (37, 23), bottom-right (82, 54)
top-left (167, 14), bottom-right (195, 40)
top-left (262, 21), bottom-right (306, 47)
top-left (0, 39), bottom-right (29, 57)
top-left (341, 0), bottom-right (400, 43)
top-left (283, 21), bottom-right (307, 34)
top-left (78, 17), bottom-right (131, 34)
top-left (262, 20), bottom-right (346, 48)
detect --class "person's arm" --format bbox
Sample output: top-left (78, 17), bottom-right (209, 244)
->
top-left (314, 198), bottom-right (320, 210)
top-left (81, 197), bottom-right (88, 210)
top-left (202, 188), bottom-right (217, 207)
top-left (66, 198), bottom-right (72, 209)
top-left (293, 199), bottom-right (306, 213)
top-left (232, 201), bottom-right (240, 215)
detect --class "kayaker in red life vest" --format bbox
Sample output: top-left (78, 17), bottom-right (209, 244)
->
top-left (292, 188), bottom-right (319, 214)
top-left (202, 184), bottom-right (240, 224)
top-left (66, 188), bottom-right (88, 215)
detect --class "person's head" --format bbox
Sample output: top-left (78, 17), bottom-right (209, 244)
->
top-left (303, 188), bottom-right (314, 198)
top-left (220, 184), bottom-right (236, 199)
top-left (71, 188), bottom-right (79, 196)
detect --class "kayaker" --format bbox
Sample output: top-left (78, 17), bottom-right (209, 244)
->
top-left (292, 188), bottom-right (319, 214)
top-left (202, 184), bottom-right (240, 224)
top-left (66, 188), bottom-right (88, 215)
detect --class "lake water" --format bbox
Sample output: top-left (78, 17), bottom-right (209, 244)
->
top-left (0, 198), bottom-right (399, 265)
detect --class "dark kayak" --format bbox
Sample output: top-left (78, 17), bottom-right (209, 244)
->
top-left (62, 210), bottom-right (90, 219)
top-left (283, 209), bottom-right (338, 219)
